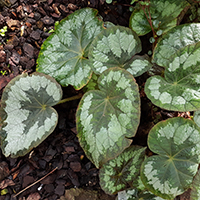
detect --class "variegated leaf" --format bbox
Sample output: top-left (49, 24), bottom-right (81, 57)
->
top-left (88, 26), bottom-right (151, 77)
top-left (0, 73), bottom-right (62, 157)
top-left (190, 169), bottom-right (200, 200)
top-left (153, 23), bottom-right (200, 67)
top-left (76, 67), bottom-right (140, 168)
top-left (129, 0), bottom-right (190, 36)
top-left (141, 117), bottom-right (200, 199)
top-left (117, 189), bottom-right (165, 200)
top-left (194, 110), bottom-right (200, 128)
top-left (36, 8), bottom-right (104, 90)
top-left (99, 145), bottom-right (146, 195)
top-left (145, 42), bottom-right (200, 112)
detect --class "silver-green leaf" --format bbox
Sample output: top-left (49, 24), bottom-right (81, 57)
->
top-left (129, 0), bottom-right (190, 36)
top-left (89, 26), bottom-right (150, 77)
top-left (141, 117), bottom-right (200, 199)
top-left (76, 67), bottom-right (140, 168)
top-left (36, 8), bottom-right (104, 90)
top-left (0, 73), bottom-right (62, 157)
top-left (99, 145), bottom-right (146, 195)
top-left (153, 23), bottom-right (200, 67)
top-left (145, 42), bottom-right (200, 112)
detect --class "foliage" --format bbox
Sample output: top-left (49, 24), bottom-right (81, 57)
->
top-left (0, 73), bottom-right (62, 157)
top-left (1, 2), bottom-right (200, 199)
top-left (76, 67), bottom-right (141, 168)
top-left (0, 26), bottom-right (7, 37)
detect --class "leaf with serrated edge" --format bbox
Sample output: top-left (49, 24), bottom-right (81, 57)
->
top-left (88, 26), bottom-right (149, 76)
top-left (153, 23), bottom-right (200, 67)
top-left (129, 0), bottom-right (190, 36)
top-left (76, 67), bottom-right (140, 168)
top-left (36, 8), bottom-right (104, 90)
top-left (0, 73), bottom-right (62, 157)
top-left (141, 117), bottom-right (200, 199)
top-left (99, 145), bottom-right (146, 195)
top-left (145, 42), bottom-right (200, 112)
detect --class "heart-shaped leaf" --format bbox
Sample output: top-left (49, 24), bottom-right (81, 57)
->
top-left (145, 42), bottom-right (200, 111)
top-left (99, 145), bottom-right (146, 195)
top-left (88, 26), bottom-right (151, 77)
top-left (36, 8), bottom-right (104, 90)
top-left (141, 117), bottom-right (200, 199)
top-left (129, 0), bottom-right (190, 36)
top-left (153, 23), bottom-right (200, 67)
top-left (0, 73), bottom-right (62, 157)
top-left (76, 67), bottom-right (140, 168)
top-left (117, 189), bottom-right (165, 200)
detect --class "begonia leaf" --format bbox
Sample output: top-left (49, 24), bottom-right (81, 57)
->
top-left (0, 73), bottom-right (62, 157)
top-left (36, 8), bottom-right (104, 90)
top-left (141, 117), bottom-right (200, 199)
top-left (76, 67), bottom-right (140, 168)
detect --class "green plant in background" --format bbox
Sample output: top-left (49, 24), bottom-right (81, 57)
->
top-left (1, 2), bottom-right (200, 199)
top-left (0, 26), bottom-right (7, 37)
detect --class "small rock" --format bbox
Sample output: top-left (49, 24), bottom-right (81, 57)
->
top-left (0, 50), bottom-right (6, 63)
top-left (22, 175), bottom-right (35, 188)
top-left (6, 18), bottom-right (20, 31)
top-left (0, 162), bottom-right (9, 181)
top-left (38, 6), bottom-right (47, 15)
top-left (27, 192), bottom-right (41, 200)
top-left (41, 15), bottom-right (54, 25)
top-left (4, 44), bottom-right (14, 51)
top-left (0, 14), bottom-right (5, 26)
top-left (10, 52), bottom-right (20, 64)
top-left (70, 161), bottom-right (81, 172)
top-left (7, 35), bottom-right (19, 46)
top-left (30, 30), bottom-right (40, 40)
top-left (67, 3), bottom-right (77, 11)
top-left (44, 184), bottom-right (54, 193)
top-left (23, 43), bottom-right (34, 58)
top-left (36, 20), bottom-right (44, 29)
top-left (60, 4), bottom-right (69, 14)
top-left (34, 12), bottom-right (41, 20)
top-left (55, 184), bottom-right (65, 196)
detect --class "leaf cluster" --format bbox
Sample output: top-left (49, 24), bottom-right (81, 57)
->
top-left (1, 1), bottom-right (200, 199)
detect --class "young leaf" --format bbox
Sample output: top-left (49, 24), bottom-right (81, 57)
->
top-left (36, 8), bottom-right (104, 90)
top-left (129, 0), bottom-right (190, 36)
top-left (76, 67), bottom-right (140, 168)
top-left (153, 23), bottom-right (200, 67)
top-left (99, 145), bottom-right (146, 195)
top-left (145, 42), bottom-right (200, 112)
top-left (0, 73), bottom-right (62, 157)
top-left (141, 117), bottom-right (200, 199)
top-left (89, 26), bottom-right (151, 76)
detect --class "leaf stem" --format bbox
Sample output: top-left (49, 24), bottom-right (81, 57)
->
top-left (57, 93), bottom-right (83, 105)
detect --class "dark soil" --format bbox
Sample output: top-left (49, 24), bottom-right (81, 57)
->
top-left (0, 0), bottom-right (193, 199)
